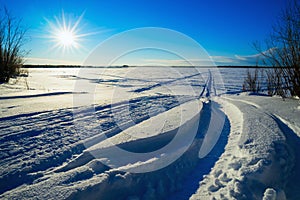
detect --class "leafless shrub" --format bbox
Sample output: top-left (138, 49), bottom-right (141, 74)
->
top-left (265, 68), bottom-right (287, 97)
top-left (253, 0), bottom-right (300, 97)
top-left (0, 7), bottom-right (28, 83)
top-left (243, 68), bottom-right (263, 93)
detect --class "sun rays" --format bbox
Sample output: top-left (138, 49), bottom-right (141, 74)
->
top-left (45, 11), bottom-right (86, 53)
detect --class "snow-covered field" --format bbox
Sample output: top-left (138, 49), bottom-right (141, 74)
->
top-left (0, 67), bottom-right (299, 199)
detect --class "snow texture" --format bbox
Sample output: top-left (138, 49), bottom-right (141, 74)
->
top-left (0, 67), bottom-right (299, 200)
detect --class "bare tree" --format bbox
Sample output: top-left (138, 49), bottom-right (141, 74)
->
top-left (0, 7), bottom-right (27, 83)
top-left (254, 0), bottom-right (300, 97)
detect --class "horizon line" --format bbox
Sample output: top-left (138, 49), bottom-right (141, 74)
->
top-left (22, 64), bottom-right (274, 68)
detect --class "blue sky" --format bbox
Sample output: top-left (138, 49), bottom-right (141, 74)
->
top-left (0, 0), bottom-right (287, 66)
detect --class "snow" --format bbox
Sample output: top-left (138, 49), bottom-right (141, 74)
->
top-left (0, 67), bottom-right (299, 199)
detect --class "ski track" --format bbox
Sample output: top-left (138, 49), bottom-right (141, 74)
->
top-left (131, 72), bottom-right (203, 93)
top-left (0, 69), bottom-right (214, 198)
top-left (0, 69), bottom-right (225, 200)
top-left (0, 91), bottom-right (83, 100)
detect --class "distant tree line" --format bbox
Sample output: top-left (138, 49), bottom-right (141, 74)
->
top-left (22, 65), bottom-right (81, 68)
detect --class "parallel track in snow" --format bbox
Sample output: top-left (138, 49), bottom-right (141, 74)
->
top-left (0, 70), bottom-right (208, 195)
top-left (0, 69), bottom-right (226, 199)
top-left (0, 94), bottom-right (195, 194)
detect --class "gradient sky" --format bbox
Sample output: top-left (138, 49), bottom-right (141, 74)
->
top-left (0, 0), bottom-right (288, 66)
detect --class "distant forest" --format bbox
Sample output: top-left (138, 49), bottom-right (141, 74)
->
top-left (22, 65), bottom-right (277, 68)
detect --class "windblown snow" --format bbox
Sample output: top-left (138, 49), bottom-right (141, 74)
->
top-left (0, 67), bottom-right (299, 200)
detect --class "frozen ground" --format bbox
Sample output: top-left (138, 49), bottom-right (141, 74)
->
top-left (0, 67), bottom-right (299, 199)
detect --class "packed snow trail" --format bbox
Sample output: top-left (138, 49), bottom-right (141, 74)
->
top-left (272, 114), bottom-right (300, 200)
top-left (191, 96), bottom-right (300, 199)
top-left (168, 107), bottom-right (230, 199)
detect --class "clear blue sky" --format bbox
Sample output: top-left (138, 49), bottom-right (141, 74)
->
top-left (0, 0), bottom-right (287, 66)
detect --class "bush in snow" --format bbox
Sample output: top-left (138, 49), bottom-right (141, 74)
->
top-left (242, 68), bottom-right (263, 93)
top-left (254, 0), bottom-right (300, 98)
top-left (0, 7), bottom-right (28, 83)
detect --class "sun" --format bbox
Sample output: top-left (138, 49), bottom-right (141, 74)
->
top-left (57, 30), bottom-right (75, 47)
top-left (46, 11), bottom-right (85, 52)
top-left (45, 11), bottom-right (105, 54)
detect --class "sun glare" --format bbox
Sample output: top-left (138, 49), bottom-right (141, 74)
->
top-left (46, 11), bottom-right (85, 53)
top-left (45, 11), bottom-right (106, 54)
top-left (57, 30), bottom-right (75, 46)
